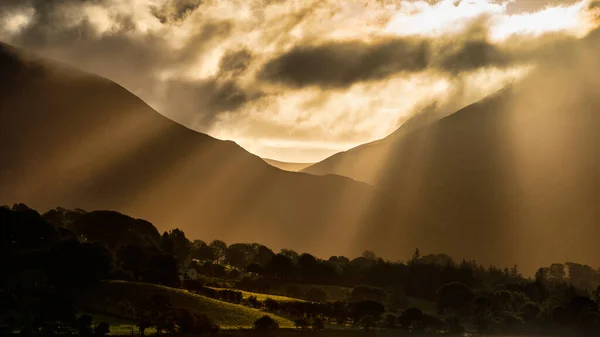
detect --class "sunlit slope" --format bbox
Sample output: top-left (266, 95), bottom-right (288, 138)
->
top-left (304, 29), bottom-right (600, 272)
top-left (83, 281), bottom-right (293, 329)
top-left (0, 42), bottom-right (407, 260)
top-left (262, 158), bottom-right (314, 172)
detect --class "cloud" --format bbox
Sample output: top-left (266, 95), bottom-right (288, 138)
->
top-left (1, 0), bottom-right (599, 162)
top-left (257, 18), bottom-right (576, 89)
top-left (258, 38), bottom-right (430, 89)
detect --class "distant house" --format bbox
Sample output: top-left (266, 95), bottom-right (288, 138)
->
top-left (179, 266), bottom-right (199, 281)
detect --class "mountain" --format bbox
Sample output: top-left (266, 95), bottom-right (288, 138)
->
top-left (303, 29), bottom-right (600, 272)
top-left (262, 158), bottom-right (314, 172)
top-left (0, 42), bottom-right (408, 259)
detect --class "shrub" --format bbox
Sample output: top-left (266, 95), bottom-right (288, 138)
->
top-left (254, 315), bottom-right (279, 335)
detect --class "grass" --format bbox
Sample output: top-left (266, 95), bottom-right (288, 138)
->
top-left (86, 313), bottom-right (154, 336)
top-left (267, 283), bottom-right (352, 302)
top-left (81, 280), bottom-right (294, 330)
top-left (207, 287), bottom-right (306, 303)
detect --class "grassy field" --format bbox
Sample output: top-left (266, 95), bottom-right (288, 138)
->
top-left (81, 281), bottom-right (294, 330)
top-left (86, 313), bottom-right (155, 336)
top-left (266, 283), bottom-right (351, 302)
top-left (263, 283), bottom-right (437, 314)
top-left (208, 287), bottom-right (306, 303)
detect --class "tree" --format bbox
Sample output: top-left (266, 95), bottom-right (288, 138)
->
top-left (225, 245), bottom-right (249, 269)
top-left (94, 322), bottom-right (110, 337)
top-left (402, 307), bottom-right (423, 330)
top-left (210, 240), bottom-right (227, 263)
top-left (294, 318), bottom-right (310, 331)
top-left (150, 294), bottom-right (174, 336)
top-left (411, 248), bottom-right (421, 263)
top-left (279, 249), bottom-right (299, 262)
top-left (445, 316), bottom-right (465, 334)
top-left (351, 286), bottom-right (386, 302)
top-left (165, 229), bottom-right (191, 264)
top-left (253, 245), bottom-right (275, 266)
top-left (175, 309), bottom-right (218, 334)
top-left (306, 288), bottom-right (327, 302)
top-left (246, 263), bottom-right (265, 277)
top-left (313, 317), bottom-right (325, 332)
top-left (254, 315), bottom-right (279, 336)
top-left (191, 240), bottom-right (215, 262)
top-left (436, 282), bottom-right (474, 315)
top-left (351, 300), bottom-right (385, 321)
top-left (359, 315), bottom-right (376, 331)
top-left (548, 263), bottom-right (566, 283)
top-left (267, 254), bottom-right (294, 280)
top-left (74, 315), bottom-right (93, 337)
top-left (385, 314), bottom-right (397, 328)
top-left (362, 250), bottom-right (377, 261)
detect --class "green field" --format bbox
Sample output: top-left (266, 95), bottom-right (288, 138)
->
top-left (86, 313), bottom-right (155, 336)
top-left (263, 283), bottom-right (437, 314)
top-left (208, 287), bottom-right (306, 303)
top-left (82, 281), bottom-right (294, 330)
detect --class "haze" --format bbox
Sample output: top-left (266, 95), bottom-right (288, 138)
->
top-left (2, 0), bottom-right (599, 162)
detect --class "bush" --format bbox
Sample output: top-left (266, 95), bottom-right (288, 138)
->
top-left (313, 317), bottom-right (325, 331)
top-left (445, 316), bottom-right (465, 334)
top-left (306, 288), bottom-right (327, 303)
top-left (176, 309), bottom-right (219, 334)
top-left (359, 315), bottom-right (376, 331)
top-left (294, 318), bottom-right (310, 330)
top-left (286, 285), bottom-right (303, 298)
top-left (248, 295), bottom-right (260, 308)
top-left (385, 314), bottom-right (397, 328)
top-left (254, 315), bottom-right (279, 335)
top-left (94, 322), bottom-right (110, 337)
top-left (264, 298), bottom-right (279, 311)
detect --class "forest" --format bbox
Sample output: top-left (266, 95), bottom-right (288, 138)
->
top-left (2, 203), bottom-right (600, 336)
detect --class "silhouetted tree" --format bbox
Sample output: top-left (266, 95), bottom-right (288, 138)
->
top-left (436, 282), bottom-right (474, 315)
top-left (359, 315), bottom-right (376, 331)
top-left (313, 317), bottom-right (325, 332)
top-left (94, 322), bottom-right (110, 337)
top-left (254, 315), bottom-right (278, 336)
top-left (385, 314), bottom-right (397, 328)
top-left (294, 318), bottom-right (310, 331)
top-left (74, 315), bottom-right (93, 337)
top-left (209, 240), bottom-right (227, 263)
top-left (267, 254), bottom-right (294, 280)
top-left (306, 288), bottom-right (327, 303)
top-left (246, 263), bottom-right (265, 277)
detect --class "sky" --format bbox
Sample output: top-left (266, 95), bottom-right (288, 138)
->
top-left (1, 0), bottom-right (599, 162)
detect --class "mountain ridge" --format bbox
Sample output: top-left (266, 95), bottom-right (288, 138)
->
top-left (0, 41), bottom-right (408, 260)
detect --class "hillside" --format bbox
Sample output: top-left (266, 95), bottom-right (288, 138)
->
top-left (82, 281), bottom-right (293, 329)
top-left (302, 28), bottom-right (600, 272)
top-left (262, 158), bottom-right (314, 172)
top-left (0, 41), bottom-right (406, 260)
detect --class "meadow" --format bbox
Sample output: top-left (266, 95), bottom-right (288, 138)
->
top-left (82, 281), bottom-right (294, 330)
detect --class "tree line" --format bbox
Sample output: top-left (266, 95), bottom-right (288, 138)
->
top-left (3, 204), bottom-right (600, 335)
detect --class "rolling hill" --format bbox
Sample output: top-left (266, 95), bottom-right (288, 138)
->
top-left (0, 41), bottom-right (407, 260)
top-left (82, 281), bottom-right (294, 329)
top-left (302, 28), bottom-right (600, 272)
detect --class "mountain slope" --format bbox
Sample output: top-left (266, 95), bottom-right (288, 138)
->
top-left (262, 158), bottom-right (314, 172)
top-left (303, 29), bottom-right (600, 272)
top-left (0, 42), bottom-right (406, 259)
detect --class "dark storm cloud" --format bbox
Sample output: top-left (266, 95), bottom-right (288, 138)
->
top-left (258, 36), bottom-right (515, 89)
top-left (438, 39), bottom-right (508, 74)
top-left (258, 39), bottom-right (429, 89)
top-left (151, 0), bottom-right (203, 23)
top-left (258, 25), bottom-right (582, 89)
